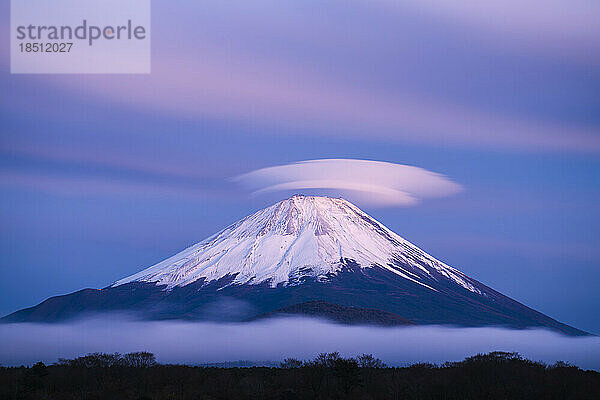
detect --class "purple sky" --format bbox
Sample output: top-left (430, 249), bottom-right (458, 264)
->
top-left (1, 1), bottom-right (599, 333)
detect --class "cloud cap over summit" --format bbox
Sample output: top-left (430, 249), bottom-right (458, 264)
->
top-left (235, 159), bottom-right (462, 207)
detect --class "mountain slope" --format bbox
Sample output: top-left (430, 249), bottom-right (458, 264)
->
top-left (1, 195), bottom-right (589, 335)
top-left (113, 195), bottom-right (480, 294)
top-left (252, 300), bottom-right (416, 326)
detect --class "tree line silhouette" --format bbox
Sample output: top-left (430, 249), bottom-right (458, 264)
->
top-left (1, 351), bottom-right (598, 399)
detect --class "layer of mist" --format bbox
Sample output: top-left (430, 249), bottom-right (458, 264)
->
top-left (0, 316), bottom-right (598, 370)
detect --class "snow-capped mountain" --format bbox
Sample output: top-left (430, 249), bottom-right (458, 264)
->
top-left (1, 195), bottom-right (588, 336)
top-left (113, 195), bottom-right (478, 294)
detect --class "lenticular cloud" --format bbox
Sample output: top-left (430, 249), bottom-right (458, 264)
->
top-left (234, 159), bottom-right (462, 207)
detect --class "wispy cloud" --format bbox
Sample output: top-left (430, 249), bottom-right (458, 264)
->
top-left (0, 170), bottom-right (220, 200)
top-left (1, 1), bottom-right (597, 153)
top-left (387, 0), bottom-right (600, 65)
top-left (1, 317), bottom-right (598, 369)
top-left (0, 144), bottom-right (237, 199)
top-left (234, 159), bottom-right (462, 207)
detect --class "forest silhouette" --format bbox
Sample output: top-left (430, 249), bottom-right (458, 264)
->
top-left (2, 351), bottom-right (599, 399)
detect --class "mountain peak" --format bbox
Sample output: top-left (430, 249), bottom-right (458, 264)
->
top-left (8, 195), bottom-right (588, 336)
top-left (274, 194), bottom-right (357, 217)
top-left (253, 195), bottom-right (365, 236)
top-left (112, 195), bottom-right (480, 294)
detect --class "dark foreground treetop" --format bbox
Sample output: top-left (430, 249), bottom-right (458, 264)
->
top-left (1, 351), bottom-right (599, 399)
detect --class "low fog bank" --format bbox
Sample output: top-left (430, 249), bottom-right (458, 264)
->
top-left (1, 317), bottom-right (598, 370)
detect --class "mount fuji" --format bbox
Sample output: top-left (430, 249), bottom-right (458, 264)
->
top-left (1, 195), bottom-right (587, 335)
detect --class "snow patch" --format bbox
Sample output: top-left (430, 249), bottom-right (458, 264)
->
top-left (113, 195), bottom-right (484, 295)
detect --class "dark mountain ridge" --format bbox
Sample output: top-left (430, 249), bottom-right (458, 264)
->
top-left (1, 196), bottom-right (589, 336)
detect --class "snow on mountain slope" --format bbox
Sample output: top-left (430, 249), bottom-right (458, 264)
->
top-left (113, 195), bottom-right (482, 294)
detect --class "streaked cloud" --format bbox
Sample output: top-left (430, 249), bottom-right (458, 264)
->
top-left (56, 60), bottom-right (600, 152)
top-left (235, 159), bottom-right (462, 207)
top-left (389, 0), bottom-right (600, 65)
top-left (1, 0), bottom-right (597, 153)
top-left (0, 144), bottom-right (236, 200)
top-left (0, 170), bottom-right (219, 200)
